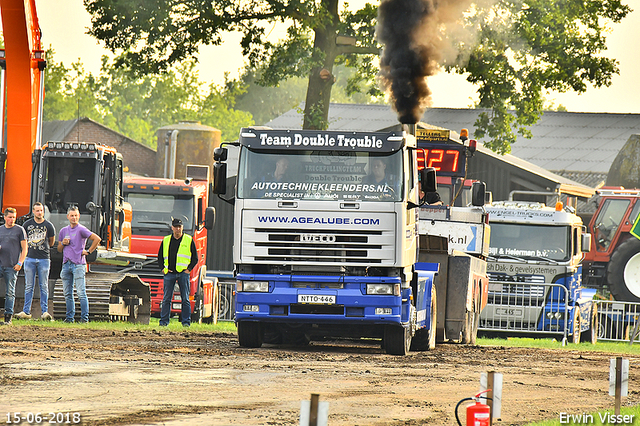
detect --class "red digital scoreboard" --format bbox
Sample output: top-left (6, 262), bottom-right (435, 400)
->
top-left (415, 128), bottom-right (467, 177)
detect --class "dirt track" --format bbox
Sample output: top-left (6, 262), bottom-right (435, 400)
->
top-left (1, 324), bottom-right (639, 426)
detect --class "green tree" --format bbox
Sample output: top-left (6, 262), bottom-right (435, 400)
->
top-left (84, 0), bottom-right (379, 131)
top-left (84, 0), bottom-right (630, 154)
top-left (43, 50), bottom-right (252, 146)
top-left (447, 0), bottom-right (631, 153)
top-left (236, 64), bottom-right (383, 126)
top-left (43, 50), bottom-right (103, 122)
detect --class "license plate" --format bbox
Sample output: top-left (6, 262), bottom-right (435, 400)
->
top-left (298, 294), bottom-right (336, 304)
top-left (172, 303), bottom-right (182, 310)
top-left (495, 307), bottom-right (524, 317)
top-left (488, 282), bottom-right (503, 292)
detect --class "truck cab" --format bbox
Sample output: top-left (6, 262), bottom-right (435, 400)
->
top-left (213, 127), bottom-right (438, 355)
top-left (31, 141), bottom-right (135, 272)
top-left (415, 128), bottom-right (489, 344)
top-left (480, 201), bottom-right (597, 343)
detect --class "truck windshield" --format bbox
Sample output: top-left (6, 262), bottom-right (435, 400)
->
top-left (488, 223), bottom-right (570, 262)
top-left (592, 198), bottom-right (630, 252)
top-left (125, 193), bottom-right (194, 235)
top-left (237, 149), bottom-right (403, 201)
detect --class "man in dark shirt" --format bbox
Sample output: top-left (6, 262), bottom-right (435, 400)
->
top-left (157, 217), bottom-right (198, 327)
top-left (15, 202), bottom-right (56, 321)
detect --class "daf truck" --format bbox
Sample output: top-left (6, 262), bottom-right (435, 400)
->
top-left (480, 200), bottom-right (597, 343)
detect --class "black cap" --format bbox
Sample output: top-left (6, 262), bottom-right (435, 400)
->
top-left (171, 217), bottom-right (183, 227)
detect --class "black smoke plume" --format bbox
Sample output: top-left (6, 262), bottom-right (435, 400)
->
top-left (377, 0), bottom-right (469, 124)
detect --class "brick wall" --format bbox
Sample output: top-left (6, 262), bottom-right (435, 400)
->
top-left (64, 119), bottom-right (157, 176)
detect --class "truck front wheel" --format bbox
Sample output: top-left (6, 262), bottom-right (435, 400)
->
top-left (607, 238), bottom-right (640, 302)
top-left (580, 304), bottom-right (598, 345)
top-left (384, 324), bottom-right (411, 355)
top-left (237, 321), bottom-right (263, 348)
top-left (462, 311), bottom-right (479, 345)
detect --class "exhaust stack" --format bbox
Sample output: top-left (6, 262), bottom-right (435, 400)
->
top-left (376, 0), bottom-right (474, 125)
top-left (403, 123), bottom-right (417, 137)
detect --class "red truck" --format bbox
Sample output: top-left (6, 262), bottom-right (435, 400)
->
top-left (123, 165), bottom-right (217, 323)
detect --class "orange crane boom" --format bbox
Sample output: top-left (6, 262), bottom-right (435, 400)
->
top-left (0, 0), bottom-right (46, 217)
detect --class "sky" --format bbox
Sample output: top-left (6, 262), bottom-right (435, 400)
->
top-left (27, 0), bottom-right (640, 114)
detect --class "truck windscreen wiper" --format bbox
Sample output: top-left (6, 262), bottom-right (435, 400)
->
top-left (492, 253), bottom-right (527, 262)
top-left (525, 255), bottom-right (559, 264)
top-left (136, 221), bottom-right (172, 229)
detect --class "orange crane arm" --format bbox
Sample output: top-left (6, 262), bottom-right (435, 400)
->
top-left (0, 0), bottom-right (45, 217)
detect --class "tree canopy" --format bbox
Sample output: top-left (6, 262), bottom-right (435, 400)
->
top-left (83, 0), bottom-right (631, 153)
top-left (43, 50), bottom-right (253, 146)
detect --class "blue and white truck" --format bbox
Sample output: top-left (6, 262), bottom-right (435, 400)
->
top-left (213, 127), bottom-right (441, 355)
top-left (479, 200), bottom-right (597, 343)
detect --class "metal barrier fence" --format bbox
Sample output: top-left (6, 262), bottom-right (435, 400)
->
top-left (478, 282), bottom-right (569, 340)
top-left (217, 281), bottom-right (236, 321)
top-left (206, 271), bottom-right (236, 322)
top-left (595, 300), bottom-right (640, 342)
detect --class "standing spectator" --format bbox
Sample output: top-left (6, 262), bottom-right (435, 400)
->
top-left (57, 206), bottom-right (100, 323)
top-left (0, 207), bottom-right (27, 326)
top-left (157, 217), bottom-right (197, 327)
top-left (15, 202), bottom-right (56, 321)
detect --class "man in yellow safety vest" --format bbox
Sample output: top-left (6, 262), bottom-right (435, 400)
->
top-left (157, 217), bottom-right (198, 327)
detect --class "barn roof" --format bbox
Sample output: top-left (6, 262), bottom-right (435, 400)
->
top-left (266, 103), bottom-right (640, 175)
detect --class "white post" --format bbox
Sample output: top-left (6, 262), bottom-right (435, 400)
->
top-left (480, 371), bottom-right (503, 424)
top-left (300, 393), bottom-right (329, 426)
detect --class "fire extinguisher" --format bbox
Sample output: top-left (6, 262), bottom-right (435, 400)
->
top-left (455, 389), bottom-right (492, 426)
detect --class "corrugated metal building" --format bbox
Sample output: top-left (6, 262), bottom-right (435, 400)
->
top-left (267, 104), bottom-right (640, 182)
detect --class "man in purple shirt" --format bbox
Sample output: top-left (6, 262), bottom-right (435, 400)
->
top-left (56, 206), bottom-right (100, 323)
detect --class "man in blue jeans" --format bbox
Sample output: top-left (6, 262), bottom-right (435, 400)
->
top-left (0, 207), bottom-right (27, 325)
top-left (157, 217), bottom-right (197, 327)
top-left (15, 202), bottom-right (56, 321)
top-left (56, 206), bottom-right (100, 323)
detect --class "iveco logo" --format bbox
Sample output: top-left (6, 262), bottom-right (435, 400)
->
top-left (301, 234), bottom-right (336, 243)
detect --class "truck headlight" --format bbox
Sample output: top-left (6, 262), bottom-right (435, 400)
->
top-left (239, 281), bottom-right (269, 292)
top-left (366, 283), bottom-right (400, 296)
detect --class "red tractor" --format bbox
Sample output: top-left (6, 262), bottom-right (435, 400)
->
top-left (582, 187), bottom-right (640, 302)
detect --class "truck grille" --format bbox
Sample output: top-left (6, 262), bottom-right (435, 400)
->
top-left (241, 210), bottom-right (396, 266)
top-left (487, 285), bottom-right (546, 306)
top-left (487, 273), bottom-right (547, 306)
top-left (487, 272), bottom-right (545, 284)
top-left (253, 228), bottom-right (381, 263)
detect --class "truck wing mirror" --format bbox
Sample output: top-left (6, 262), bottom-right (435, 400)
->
top-left (204, 206), bottom-right (215, 230)
top-left (581, 233), bottom-right (592, 253)
top-left (485, 190), bottom-right (493, 205)
top-left (420, 167), bottom-right (437, 194)
top-left (213, 147), bottom-right (228, 162)
top-left (213, 163), bottom-right (227, 195)
top-left (471, 181), bottom-right (486, 207)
